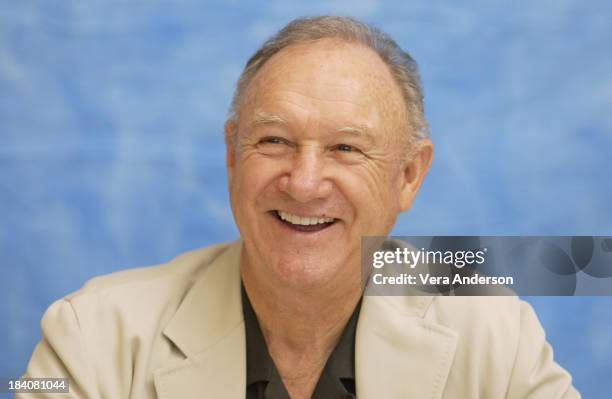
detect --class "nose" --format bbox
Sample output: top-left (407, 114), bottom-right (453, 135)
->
top-left (278, 146), bottom-right (333, 203)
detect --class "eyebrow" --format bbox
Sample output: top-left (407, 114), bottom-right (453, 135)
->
top-left (335, 125), bottom-right (376, 144)
top-left (249, 110), bottom-right (376, 144)
top-left (249, 111), bottom-right (288, 128)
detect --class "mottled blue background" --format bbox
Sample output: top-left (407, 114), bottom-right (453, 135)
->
top-left (1, 1), bottom-right (611, 397)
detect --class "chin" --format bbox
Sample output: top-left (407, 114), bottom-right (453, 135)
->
top-left (268, 256), bottom-right (343, 290)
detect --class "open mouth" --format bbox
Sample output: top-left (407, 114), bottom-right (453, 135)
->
top-left (272, 210), bottom-right (337, 232)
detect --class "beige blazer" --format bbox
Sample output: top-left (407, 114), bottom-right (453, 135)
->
top-left (20, 241), bottom-right (580, 398)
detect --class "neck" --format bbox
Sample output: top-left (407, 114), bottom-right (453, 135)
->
top-left (240, 251), bottom-right (361, 356)
top-left (241, 250), bottom-right (362, 399)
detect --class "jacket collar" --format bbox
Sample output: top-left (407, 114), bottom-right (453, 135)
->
top-left (356, 292), bottom-right (458, 399)
top-left (154, 241), bottom-right (246, 399)
top-left (154, 241), bottom-right (458, 399)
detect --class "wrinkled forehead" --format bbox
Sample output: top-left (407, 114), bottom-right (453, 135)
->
top-left (238, 39), bottom-right (407, 136)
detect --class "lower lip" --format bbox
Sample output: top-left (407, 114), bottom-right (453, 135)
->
top-left (271, 211), bottom-right (336, 233)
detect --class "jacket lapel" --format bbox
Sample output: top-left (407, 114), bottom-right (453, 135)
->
top-left (152, 240), bottom-right (458, 399)
top-left (153, 242), bottom-right (246, 399)
top-left (356, 293), bottom-right (458, 399)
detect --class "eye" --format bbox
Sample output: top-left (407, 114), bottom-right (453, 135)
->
top-left (255, 136), bottom-right (293, 155)
top-left (334, 144), bottom-right (358, 153)
top-left (259, 136), bottom-right (286, 145)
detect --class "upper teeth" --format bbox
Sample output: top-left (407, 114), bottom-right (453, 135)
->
top-left (278, 211), bottom-right (334, 226)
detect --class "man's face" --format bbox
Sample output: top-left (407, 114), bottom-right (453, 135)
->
top-left (227, 39), bottom-right (432, 289)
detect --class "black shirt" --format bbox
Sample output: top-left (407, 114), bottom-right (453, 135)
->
top-left (242, 284), bottom-right (361, 399)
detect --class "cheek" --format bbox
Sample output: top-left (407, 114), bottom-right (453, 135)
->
top-left (336, 165), bottom-right (403, 227)
top-left (346, 164), bottom-right (401, 205)
top-left (231, 158), bottom-right (279, 210)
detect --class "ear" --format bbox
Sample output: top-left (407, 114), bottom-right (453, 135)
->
top-left (224, 120), bottom-right (237, 180)
top-left (399, 139), bottom-right (434, 212)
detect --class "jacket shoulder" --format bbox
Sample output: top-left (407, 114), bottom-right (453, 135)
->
top-left (66, 241), bottom-right (233, 301)
top-left (429, 295), bottom-right (522, 331)
top-left (27, 242), bottom-right (239, 398)
top-left (49, 241), bottom-right (237, 352)
top-left (429, 296), bottom-right (578, 398)
top-left (428, 295), bottom-right (524, 365)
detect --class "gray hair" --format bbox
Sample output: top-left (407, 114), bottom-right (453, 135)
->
top-left (228, 16), bottom-right (429, 143)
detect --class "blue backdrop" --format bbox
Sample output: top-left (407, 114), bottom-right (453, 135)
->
top-left (1, 1), bottom-right (611, 397)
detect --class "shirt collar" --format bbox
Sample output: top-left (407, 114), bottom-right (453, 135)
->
top-left (242, 283), bottom-right (278, 386)
top-left (241, 283), bottom-right (361, 392)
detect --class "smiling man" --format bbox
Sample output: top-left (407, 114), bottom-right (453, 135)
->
top-left (20, 16), bottom-right (579, 399)
top-left (225, 30), bottom-right (427, 399)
